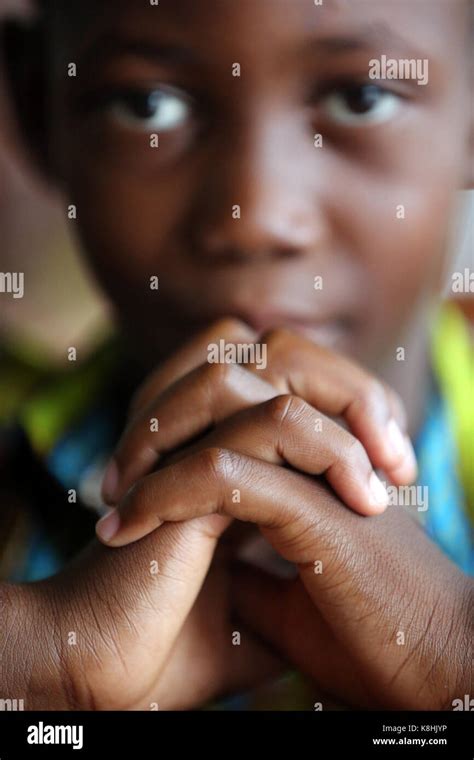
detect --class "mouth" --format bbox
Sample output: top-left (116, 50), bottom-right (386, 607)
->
top-left (275, 318), bottom-right (350, 348)
top-left (198, 308), bottom-right (354, 350)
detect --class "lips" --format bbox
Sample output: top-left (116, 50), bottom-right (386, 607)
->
top-left (188, 307), bottom-right (353, 349)
top-left (279, 318), bottom-right (350, 348)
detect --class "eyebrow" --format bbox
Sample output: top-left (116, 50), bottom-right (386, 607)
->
top-left (80, 35), bottom-right (198, 68)
top-left (305, 27), bottom-right (426, 59)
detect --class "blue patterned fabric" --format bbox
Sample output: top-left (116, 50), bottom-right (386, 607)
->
top-left (415, 390), bottom-right (473, 575)
top-left (47, 406), bottom-right (117, 492)
top-left (10, 524), bottom-right (63, 583)
top-left (20, 405), bottom-right (118, 582)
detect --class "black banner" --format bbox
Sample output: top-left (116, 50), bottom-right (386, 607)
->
top-left (0, 711), bottom-right (472, 758)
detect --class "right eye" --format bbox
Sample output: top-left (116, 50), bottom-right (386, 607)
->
top-left (321, 83), bottom-right (402, 127)
top-left (103, 86), bottom-right (193, 132)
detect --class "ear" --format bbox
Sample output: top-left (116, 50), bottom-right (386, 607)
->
top-left (1, 15), bottom-right (54, 182)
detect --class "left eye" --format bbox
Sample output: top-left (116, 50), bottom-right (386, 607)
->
top-left (321, 84), bottom-right (401, 126)
top-left (106, 87), bottom-right (192, 132)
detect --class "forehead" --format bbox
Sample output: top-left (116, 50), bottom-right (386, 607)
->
top-left (53, 0), bottom-right (467, 64)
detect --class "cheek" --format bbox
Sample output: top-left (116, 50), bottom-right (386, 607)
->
top-left (65, 161), bottom-right (191, 301)
top-left (373, 189), bottom-right (453, 302)
top-left (331, 167), bottom-right (460, 351)
top-left (53, 103), bottom-right (204, 295)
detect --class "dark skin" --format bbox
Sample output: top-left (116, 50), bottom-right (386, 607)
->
top-left (2, 0), bottom-right (473, 709)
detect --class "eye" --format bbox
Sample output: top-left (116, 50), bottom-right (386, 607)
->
top-left (321, 84), bottom-right (401, 126)
top-left (105, 86), bottom-right (193, 132)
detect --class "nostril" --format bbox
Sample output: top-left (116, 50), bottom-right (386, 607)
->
top-left (189, 199), bottom-right (315, 263)
top-left (194, 239), bottom-right (302, 264)
top-left (276, 246), bottom-right (300, 261)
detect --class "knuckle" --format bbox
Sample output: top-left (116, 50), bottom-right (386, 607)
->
top-left (266, 393), bottom-right (307, 426)
top-left (201, 363), bottom-right (250, 420)
top-left (200, 446), bottom-right (237, 483)
top-left (345, 435), bottom-right (369, 468)
top-left (388, 387), bottom-right (408, 428)
top-left (356, 377), bottom-right (387, 413)
top-left (199, 448), bottom-right (239, 515)
top-left (204, 360), bottom-right (238, 390)
top-left (211, 316), bottom-right (254, 339)
top-left (261, 326), bottom-right (292, 350)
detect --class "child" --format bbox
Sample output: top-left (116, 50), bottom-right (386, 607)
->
top-left (1, 0), bottom-right (472, 710)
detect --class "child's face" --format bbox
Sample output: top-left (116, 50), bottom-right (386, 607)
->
top-left (46, 0), bottom-right (471, 366)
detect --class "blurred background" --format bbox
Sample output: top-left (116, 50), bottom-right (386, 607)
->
top-left (0, 0), bottom-right (112, 372)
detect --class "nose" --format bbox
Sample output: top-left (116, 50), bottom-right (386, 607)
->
top-left (190, 113), bottom-right (320, 264)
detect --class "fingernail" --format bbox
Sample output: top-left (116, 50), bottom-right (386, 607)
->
top-left (403, 436), bottom-right (418, 481)
top-left (386, 418), bottom-right (406, 460)
top-left (96, 508), bottom-right (121, 543)
top-left (102, 459), bottom-right (119, 504)
top-left (368, 471), bottom-right (389, 511)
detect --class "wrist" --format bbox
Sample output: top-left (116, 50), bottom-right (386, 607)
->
top-left (421, 573), bottom-right (474, 710)
top-left (447, 576), bottom-right (474, 708)
top-left (1, 581), bottom-right (73, 710)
